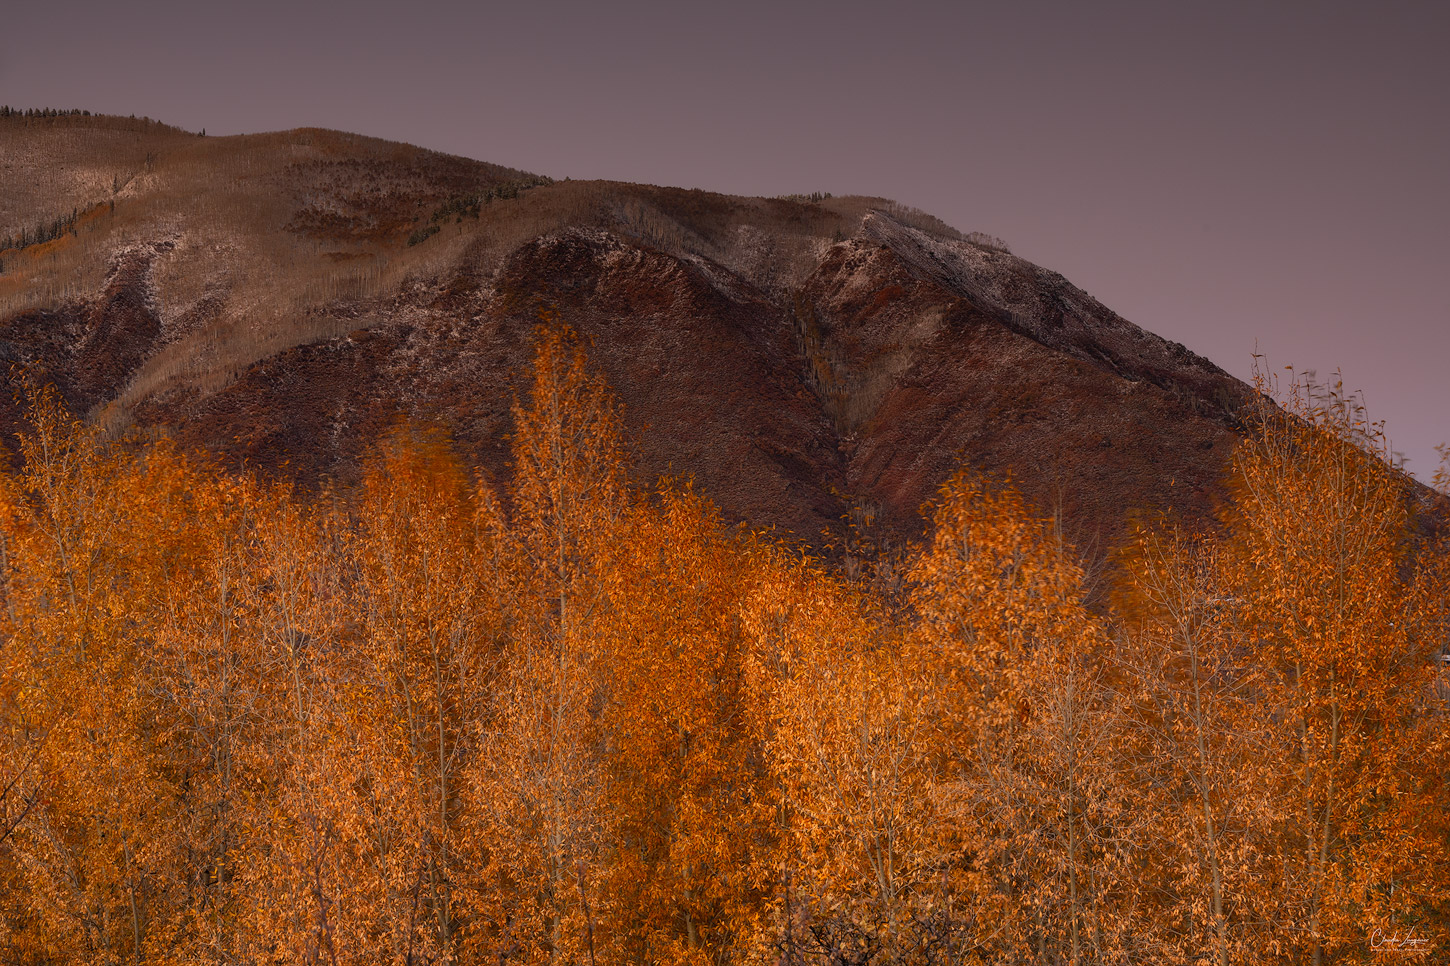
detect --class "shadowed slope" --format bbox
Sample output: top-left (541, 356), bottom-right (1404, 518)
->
top-left (3, 113), bottom-right (1272, 556)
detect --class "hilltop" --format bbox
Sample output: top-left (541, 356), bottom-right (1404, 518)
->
top-left (2, 111), bottom-right (1261, 556)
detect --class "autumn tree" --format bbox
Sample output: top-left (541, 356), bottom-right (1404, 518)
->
top-left (337, 425), bottom-right (502, 963)
top-left (465, 323), bottom-right (626, 965)
top-left (1221, 373), bottom-right (1450, 963)
top-left (732, 543), bottom-right (939, 965)
top-left (2, 326), bottom-right (1446, 966)
top-left (215, 474), bottom-right (399, 966)
top-left (597, 485), bottom-right (772, 964)
top-left (907, 471), bottom-right (1136, 965)
top-left (1112, 526), bottom-right (1281, 964)
top-left (0, 394), bottom-right (230, 964)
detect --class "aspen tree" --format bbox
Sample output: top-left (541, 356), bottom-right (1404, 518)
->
top-left (231, 484), bottom-right (373, 966)
top-left (146, 467), bottom-right (264, 965)
top-left (467, 324), bottom-right (624, 965)
top-left (343, 426), bottom-right (501, 963)
top-left (1114, 528), bottom-right (1277, 964)
top-left (739, 550), bottom-right (936, 965)
top-left (0, 396), bottom-right (288, 964)
top-left (598, 485), bottom-right (772, 964)
top-left (0, 394), bottom-right (171, 965)
top-left (1225, 373), bottom-right (1446, 962)
top-left (907, 471), bottom-right (1129, 966)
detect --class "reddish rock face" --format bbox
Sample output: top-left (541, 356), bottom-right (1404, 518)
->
top-left (792, 221), bottom-right (1250, 553)
top-left (0, 243), bottom-right (167, 429)
top-left (0, 116), bottom-right (1279, 561)
top-left (126, 220), bottom-right (1247, 561)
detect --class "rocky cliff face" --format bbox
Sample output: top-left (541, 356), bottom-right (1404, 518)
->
top-left (1, 114), bottom-right (1260, 557)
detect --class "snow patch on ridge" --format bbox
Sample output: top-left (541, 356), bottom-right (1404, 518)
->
top-left (859, 210), bottom-right (1232, 392)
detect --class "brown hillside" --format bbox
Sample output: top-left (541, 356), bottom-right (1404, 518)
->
top-left (3, 113), bottom-right (1273, 556)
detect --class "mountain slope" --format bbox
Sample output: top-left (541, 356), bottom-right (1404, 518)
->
top-left (3, 113), bottom-right (1258, 555)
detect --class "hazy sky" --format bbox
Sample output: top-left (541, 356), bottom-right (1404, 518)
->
top-left (4, 1), bottom-right (1447, 479)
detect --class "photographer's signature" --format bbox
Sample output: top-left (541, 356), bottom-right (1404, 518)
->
top-left (1371, 927), bottom-right (1431, 956)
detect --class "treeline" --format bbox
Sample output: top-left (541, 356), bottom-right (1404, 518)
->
top-left (964, 231), bottom-right (1011, 254)
top-left (0, 328), bottom-right (1446, 965)
top-left (1, 203), bottom-right (112, 276)
top-left (0, 107), bottom-right (92, 119)
top-left (0, 109), bottom-right (186, 135)
top-left (409, 177), bottom-right (558, 245)
top-left (0, 204), bottom-right (103, 255)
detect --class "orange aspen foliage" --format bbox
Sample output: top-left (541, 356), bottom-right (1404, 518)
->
top-left (0, 339), bottom-right (1444, 966)
top-left (464, 323), bottom-right (625, 965)
top-left (140, 458), bottom-right (269, 965)
top-left (0, 393), bottom-right (181, 965)
top-left (340, 425), bottom-right (502, 964)
top-left (597, 485), bottom-right (771, 964)
top-left (907, 470), bottom-right (1132, 966)
top-left (225, 481), bottom-right (383, 966)
top-left (738, 548), bottom-right (937, 965)
top-left (1222, 374), bottom-right (1449, 963)
top-left (1113, 527), bottom-right (1280, 965)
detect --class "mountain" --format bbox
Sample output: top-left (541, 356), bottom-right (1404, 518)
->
top-left (2, 112), bottom-right (1259, 556)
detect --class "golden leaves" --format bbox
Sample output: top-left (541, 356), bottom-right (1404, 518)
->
top-left (0, 351), bottom-right (1445, 965)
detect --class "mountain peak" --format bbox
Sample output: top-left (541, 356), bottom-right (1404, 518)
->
top-left (1, 114), bottom-right (1271, 556)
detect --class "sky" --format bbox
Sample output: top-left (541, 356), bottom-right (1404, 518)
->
top-left (4, 0), bottom-right (1447, 480)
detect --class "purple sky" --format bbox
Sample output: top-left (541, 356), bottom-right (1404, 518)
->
top-left (5, 1), bottom-right (1447, 481)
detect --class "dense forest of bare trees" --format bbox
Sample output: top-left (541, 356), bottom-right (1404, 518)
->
top-left (0, 327), bottom-right (1445, 965)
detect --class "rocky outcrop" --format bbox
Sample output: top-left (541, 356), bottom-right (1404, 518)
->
top-left (0, 117), bottom-right (1282, 559)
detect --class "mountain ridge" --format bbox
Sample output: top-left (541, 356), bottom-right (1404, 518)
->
top-left (0, 113), bottom-right (1309, 556)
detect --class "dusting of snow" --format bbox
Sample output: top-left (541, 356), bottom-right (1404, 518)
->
top-left (859, 210), bottom-right (1230, 387)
